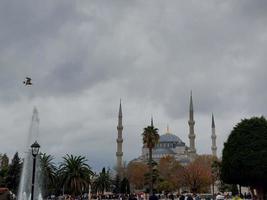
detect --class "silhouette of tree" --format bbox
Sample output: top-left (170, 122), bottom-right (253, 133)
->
top-left (142, 125), bottom-right (159, 195)
top-left (221, 117), bottom-right (267, 199)
top-left (113, 174), bottom-right (121, 194)
top-left (93, 167), bottom-right (112, 194)
top-left (59, 154), bottom-right (93, 195)
top-left (5, 152), bottom-right (22, 193)
top-left (0, 154), bottom-right (9, 187)
top-left (40, 153), bottom-right (57, 197)
top-left (144, 161), bottom-right (160, 193)
top-left (120, 177), bottom-right (130, 194)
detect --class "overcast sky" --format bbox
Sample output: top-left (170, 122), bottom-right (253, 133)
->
top-left (0, 0), bottom-right (266, 171)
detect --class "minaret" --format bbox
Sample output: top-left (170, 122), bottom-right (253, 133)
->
top-left (188, 91), bottom-right (196, 156)
top-left (116, 100), bottom-right (123, 177)
top-left (211, 114), bottom-right (217, 157)
top-left (166, 124), bottom-right (170, 134)
top-left (151, 116), bottom-right (154, 127)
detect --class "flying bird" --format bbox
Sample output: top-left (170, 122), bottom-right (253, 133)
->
top-left (23, 77), bottom-right (32, 85)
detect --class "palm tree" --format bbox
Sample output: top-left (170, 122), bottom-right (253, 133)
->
top-left (40, 153), bottom-right (57, 197)
top-left (92, 167), bottom-right (112, 195)
top-left (142, 125), bottom-right (159, 195)
top-left (58, 154), bottom-right (94, 196)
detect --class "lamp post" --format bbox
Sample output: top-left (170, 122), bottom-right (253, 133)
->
top-left (31, 141), bottom-right (40, 200)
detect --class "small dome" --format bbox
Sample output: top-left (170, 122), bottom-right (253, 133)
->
top-left (160, 133), bottom-right (184, 144)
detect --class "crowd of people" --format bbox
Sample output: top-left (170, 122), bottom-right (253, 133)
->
top-left (50, 192), bottom-right (256, 200)
top-left (1, 190), bottom-right (256, 200)
top-left (215, 192), bottom-right (253, 200)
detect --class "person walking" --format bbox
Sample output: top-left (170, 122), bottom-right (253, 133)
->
top-left (149, 193), bottom-right (158, 200)
top-left (186, 194), bottom-right (193, 200)
top-left (179, 193), bottom-right (185, 200)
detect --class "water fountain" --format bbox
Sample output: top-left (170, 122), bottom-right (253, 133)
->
top-left (17, 107), bottom-right (43, 200)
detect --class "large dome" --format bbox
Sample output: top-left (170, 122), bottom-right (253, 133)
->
top-left (160, 133), bottom-right (184, 144)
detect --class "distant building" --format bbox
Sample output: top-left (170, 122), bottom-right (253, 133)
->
top-left (129, 92), bottom-right (218, 165)
top-left (140, 127), bottom-right (193, 165)
top-left (116, 92), bottom-right (218, 174)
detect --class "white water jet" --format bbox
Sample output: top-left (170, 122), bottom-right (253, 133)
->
top-left (18, 107), bottom-right (43, 200)
top-left (38, 194), bottom-right (43, 200)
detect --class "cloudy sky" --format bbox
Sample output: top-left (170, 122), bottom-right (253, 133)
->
top-left (0, 0), bottom-right (266, 171)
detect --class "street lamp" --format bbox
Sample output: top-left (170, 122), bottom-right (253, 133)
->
top-left (30, 141), bottom-right (40, 200)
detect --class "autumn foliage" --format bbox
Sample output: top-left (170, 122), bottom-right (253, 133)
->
top-left (182, 155), bottom-right (213, 193)
top-left (127, 155), bottom-right (215, 193)
top-left (126, 161), bottom-right (148, 190)
top-left (158, 156), bottom-right (184, 191)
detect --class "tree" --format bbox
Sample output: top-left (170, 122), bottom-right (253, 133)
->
top-left (158, 156), bottom-right (184, 192)
top-left (144, 161), bottom-right (160, 193)
top-left (221, 117), bottom-right (267, 199)
top-left (40, 153), bottom-right (57, 197)
top-left (59, 154), bottom-right (94, 195)
top-left (158, 156), bottom-right (174, 180)
top-left (93, 167), bottom-right (112, 194)
top-left (5, 152), bottom-right (22, 193)
top-left (157, 180), bottom-right (174, 193)
top-left (120, 177), bottom-right (130, 194)
top-left (182, 155), bottom-right (213, 193)
top-left (142, 125), bottom-right (159, 195)
top-left (0, 153), bottom-right (9, 187)
top-left (113, 174), bottom-right (121, 194)
top-left (0, 154), bottom-right (9, 170)
top-left (126, 161), bottom-right (148, 190)
top-left (210, 159), bottom-right (239, 195)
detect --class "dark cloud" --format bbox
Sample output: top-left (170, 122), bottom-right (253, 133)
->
top-left (0, 0), bottom-right (266, 170)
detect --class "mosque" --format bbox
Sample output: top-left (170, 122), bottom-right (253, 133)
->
top-left (115, 93), bottom-right (218, 175)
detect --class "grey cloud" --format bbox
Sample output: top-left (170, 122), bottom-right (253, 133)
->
top-left (1, 0), bottom-right (267, 170)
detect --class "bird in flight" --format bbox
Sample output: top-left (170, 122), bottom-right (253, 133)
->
top-left (23, 77), bottom-right (32, 85)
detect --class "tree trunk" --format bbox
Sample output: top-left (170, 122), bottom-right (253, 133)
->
top-left (149, 147), bottom-right (153, 196)
top-left (88, 184), bottom-right (91, 200)
top-left (212, 182), bottom-right (215, 199)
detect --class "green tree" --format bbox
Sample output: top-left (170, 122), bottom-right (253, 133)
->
top-left (144, 161), bottom-right (160, 193)
top-left (5, 152), bottom-right (22, 193)
top-left (113, 174), bottom-right (121, 194)
top-left (120, 177), bottom-right (130, 194)
top-left (59, 154), bottom-right (94, 195)
top-left (0, 153), bottom-right (9, 187)
top-left (40, 153), bottom-right (57, 197)
top-left (219, 182), bottom-right (238, 196)
top-left (157, 180), bottom-right (173, 193)
top-left (93, 167), bottom-right (112, 194)
top-left (210, 160), bottom-right (239, 195)
top-left (142, 125), bottom-right (159, 195)
top-left (221, 117), bottom-right (267, 199)
top-left (0, 154), bottom-right (9, 170)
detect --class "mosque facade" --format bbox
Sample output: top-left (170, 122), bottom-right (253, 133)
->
top-left (139, 127), bottom-right (193, 165)
top-left (116, 93), bottom-right (218, 175)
